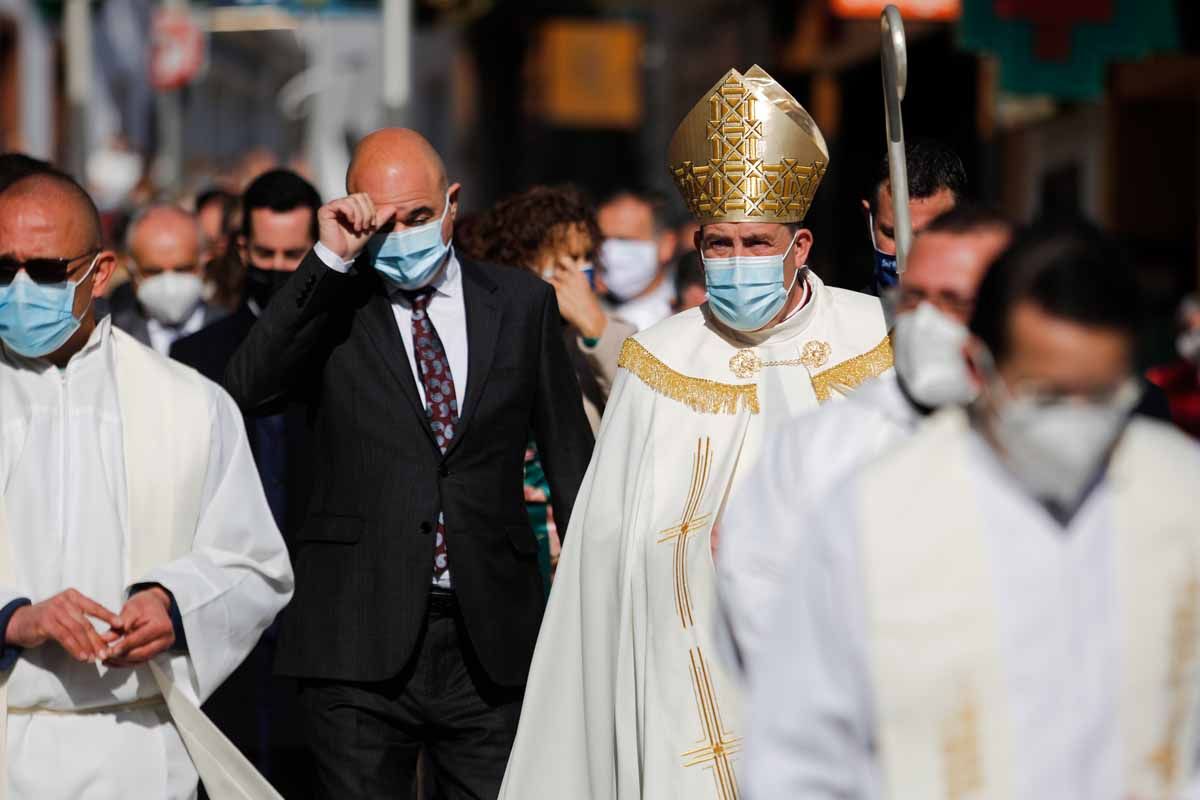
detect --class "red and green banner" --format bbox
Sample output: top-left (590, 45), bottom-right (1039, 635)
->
top-left (960, 0), bottom-right (1178, 99)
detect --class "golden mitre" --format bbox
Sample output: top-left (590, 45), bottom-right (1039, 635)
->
top-left (668, 65), bottom-right (829, 225)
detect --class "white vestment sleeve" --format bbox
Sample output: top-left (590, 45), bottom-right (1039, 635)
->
top-left (743, 479), bottom-right (881, 800)
top-left (131, 385), bottom-right (294, 702)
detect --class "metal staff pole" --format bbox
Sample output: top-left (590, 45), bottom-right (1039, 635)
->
top-left (880, 4), bottom-right (911, 274)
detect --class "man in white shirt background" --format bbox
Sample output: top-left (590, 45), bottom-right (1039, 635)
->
top-left (596, 188), bottom-right (678, 330)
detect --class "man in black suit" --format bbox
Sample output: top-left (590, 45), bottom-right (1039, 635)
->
top-left (171, 168), bottom-right (321, 798)
top-left (224, 128), bottom-right (595, 798)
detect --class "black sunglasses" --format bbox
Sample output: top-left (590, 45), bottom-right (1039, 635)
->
top-left (0, 250), bottom-right (99, 286)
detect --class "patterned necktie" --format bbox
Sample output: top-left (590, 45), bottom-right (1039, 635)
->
top-left (406, 289), bottom-right (458, 580)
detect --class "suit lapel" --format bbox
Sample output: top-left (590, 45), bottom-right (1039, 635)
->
top-left (445, 260), bottom-right (501, 459)
top-left (358, 287), bottom-right (438, 447)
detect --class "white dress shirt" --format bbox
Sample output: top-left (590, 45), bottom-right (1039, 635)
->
top-left (611, 278), bottom-right (674, 331)
top-left (743, 427), bottom-right (1200, 800)
top-left (315, 241), bottom-right (469, 588)
top-left (146, 303), bottom-right (207, 356)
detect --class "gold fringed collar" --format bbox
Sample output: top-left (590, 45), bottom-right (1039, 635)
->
top-left (618, 338), bottom-right (760, 415)
top-left (810, 334), bottom-right (894, 403)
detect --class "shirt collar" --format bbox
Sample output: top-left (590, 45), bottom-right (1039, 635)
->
top-left (387, 249), bottom-right (462, 303)
top-left (146, 302), bottom-right (205, 335)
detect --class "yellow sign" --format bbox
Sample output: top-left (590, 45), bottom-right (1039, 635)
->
top-left (529, 20), bottom-right (643, 130)
top-left (830, 0), bottom-right (961, 21)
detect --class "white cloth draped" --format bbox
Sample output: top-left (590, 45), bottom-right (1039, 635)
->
top-left (717, 371), bottom-right (919, 672)
top-left (744, 411), bottom-right (1200, 800)
top-left (500, 275), bottom-right (890, 799)
top-left (0, 318), bottom-right (293, 798)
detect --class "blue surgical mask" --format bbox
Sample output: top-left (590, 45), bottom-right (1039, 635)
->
top-left (0, 255), bottom-right (98, 359)
top-left (366, 192), bottom-right (452, 290)
top-left (867, 212), bottom-right (899, 295)
top-left (702, 233), bottom-right (799, 332)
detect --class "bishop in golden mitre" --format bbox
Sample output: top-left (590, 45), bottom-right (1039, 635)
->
top-left (498, 65), bottom-right (891, 799)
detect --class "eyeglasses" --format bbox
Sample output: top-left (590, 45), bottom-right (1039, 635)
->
top-left (1006, 377), bottom-right (1143, 412)
top-left (0, 250), bottom-right (99, 286)
top-left (886, 286), bottom-right (975, 318)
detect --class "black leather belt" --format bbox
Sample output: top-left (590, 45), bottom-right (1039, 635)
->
top-left (428, 586), bottom-right (457, 615)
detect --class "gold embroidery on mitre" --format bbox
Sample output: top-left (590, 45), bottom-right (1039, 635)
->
top-left (681, 647), bottom-right (742, 799)
top-left (619, 338), bottom-right (759, 415)
top-left (1147, 571), bottom-right (1199, 789)
top-left (941, 684), bottom-right (984, 800)
top-left (810, 334), bottom-right (894, 403)
top-left (657, 438), bottom-right (715, 631)
top-left (800, 340), bottom-right (831, 369)
top-left (667, 65), bottom-right (828, 225)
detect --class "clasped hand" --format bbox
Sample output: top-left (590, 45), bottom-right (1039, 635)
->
top-left (5, 587), bottom-right (175, 667)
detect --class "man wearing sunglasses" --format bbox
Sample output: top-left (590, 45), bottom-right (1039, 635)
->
top-left (0, 171), bottom-right (293, 797)
top-left (718, 203), bottom-right (1013, 674)
top-left (745, 223), bottom-right (1200, 799)
top-left (112, 204), bottom-right (224, 356)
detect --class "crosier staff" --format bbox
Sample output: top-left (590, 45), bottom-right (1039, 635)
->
top-left (881, 4), bottom-right (912, 275)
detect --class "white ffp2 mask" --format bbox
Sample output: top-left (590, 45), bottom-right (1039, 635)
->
top-left (892, 302), bottom-right (976, 408)
top-left (137, 271), bottom-right (204, 326)
top-left (601, 239), bottom-right (658, 301)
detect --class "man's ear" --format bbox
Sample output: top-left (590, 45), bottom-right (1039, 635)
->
top-left (793, 228), bottom-right (814, 270)
top-left (90, 251), bottom-right (119, 298)
top-left (693, 227), bottom-right (703, 255)
top-left (861, 197), bottom-right (871, 218)
top-left (447, 182), bottom-right (462, 219)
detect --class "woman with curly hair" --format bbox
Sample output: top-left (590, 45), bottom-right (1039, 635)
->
top-left (474, 185), bottom-right (635, 589)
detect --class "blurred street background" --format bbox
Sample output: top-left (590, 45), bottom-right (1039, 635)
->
top-left (0, 0), bottom-right (1196, 360)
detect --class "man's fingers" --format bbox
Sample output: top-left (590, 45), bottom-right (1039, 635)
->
top-left (81, 622), bottom-right (111, 661)
top-left (374, 205), bottom-right (396, 228)
top-left (358, 194), bottom-right (377, 226)
top-left (331, 198), bottom-right (362, 233)
top-left (112, 618), bottom-right (169, 654)
top-left (46, 618), bottom-right (91, 661)
top-left (350, 194), bottom-right (371, 233)
top-left (112, 637), bottom-right (173, 665)
top-left (71, 594), bottom-right (119, 628)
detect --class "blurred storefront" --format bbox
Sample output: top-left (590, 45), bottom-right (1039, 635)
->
top-left (0, 0), bottom-right (1195, 320)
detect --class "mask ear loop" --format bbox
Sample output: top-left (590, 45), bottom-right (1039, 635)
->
top-left (71, 253), bottom-right (102, 322)
top-left (781, 231), bottom-right (803, 293)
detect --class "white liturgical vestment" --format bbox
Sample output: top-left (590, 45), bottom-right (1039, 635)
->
top-left (0, 317), bottom-right (293, 799)
top-left (718, 370), bottom-right (921, 672)
top-left (500, 271), bottom-right (891, 800)
top-left (745, 408), bottom-right (1200, 800)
